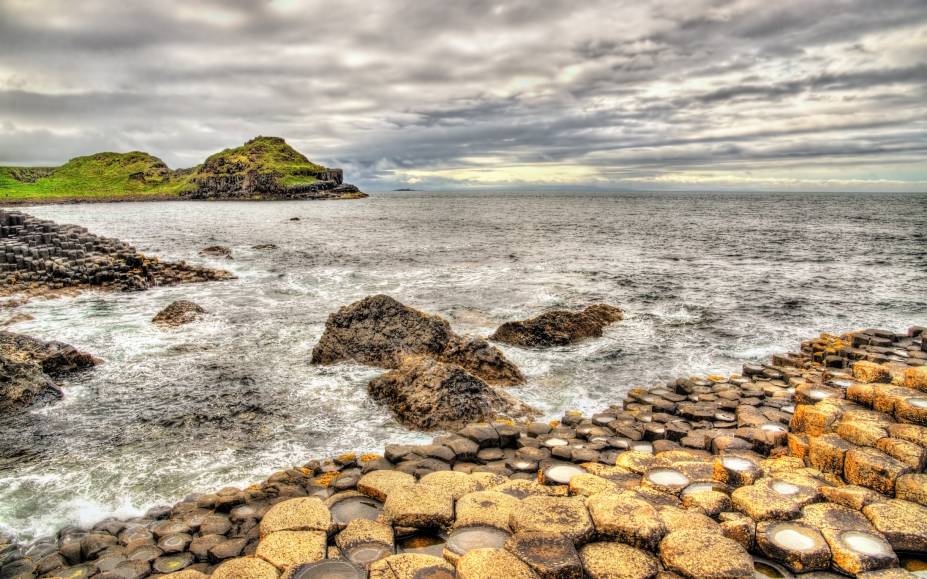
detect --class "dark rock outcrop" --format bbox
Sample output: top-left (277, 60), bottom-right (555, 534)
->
top-left (0, 209), bottom-right (233, 296)
top-left (153, 300), bottom-right (207, 327)
top-left (181, 137), bottom-right (365, 201)
top-left (490, 304), bottom-right (624, 348)
top-left (0, 331), bottom-right (98, 412)
top-left (311, 295), bottom-right (524, 386)
top-left (199, 246), bottom-right (232, 260)
top-left (367, 356), bottom-right (536, 430)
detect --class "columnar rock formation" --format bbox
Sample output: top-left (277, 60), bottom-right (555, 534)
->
top-left (4, 325), bottom-right (926, 578)
top-left (0, 210), bottom-right (232, 296)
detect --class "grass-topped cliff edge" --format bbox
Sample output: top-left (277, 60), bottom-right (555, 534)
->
top-left (0, 136), bottom-right (365, 204)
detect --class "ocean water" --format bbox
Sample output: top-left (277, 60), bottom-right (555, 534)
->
top-left (1, 190), bottom-right (925, 541)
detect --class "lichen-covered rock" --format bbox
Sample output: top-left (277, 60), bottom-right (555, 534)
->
top-left (454, 490), bottom-right (520, 530)
top-left (368, 553), bottom-right (455, 579)
top-left (844, 447), bottom-right (911, 495)
top-left (579, 541), bottom-right (660, 579)
top-left (457, 548), bottom-right (538, 579)
top-left (311, 295), bottom-right (524, 386)
top-left (418, 471), bottom-right (481, 500)
top-left (356, 470), bottom-right (415, 501)
top-left (256, 530), bottom-right (326, 569)
top-left (367, 355), bottom-right (535, 430)
top-left (659, 529), bottom-right (753, 578)
top-left (853, 361), bottom-right (893, 384)
top-left (509, 496), bottom-right (594, 545)
top-left (505, 532), bottom-right (582, 579)
top-left (259, 497), bottom-right (332, 537)
top-left (490, 304), bottom-right (623, 348)
top-left (0, 331), bottom-right (98, 412)
top-left (863, 499), bottom-right (927, 552)
top-left (152, 300), bottom-right (206, 327)
top-left (383, 484), bottom-right (455, 529)
top-left (904, 366), bottom-right (927, 391)
top-left (586, 491), bottom-right (665, 551)
top-left (210, 557), bottom-right (279, 579)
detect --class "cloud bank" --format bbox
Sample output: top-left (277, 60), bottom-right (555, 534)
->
top-left (1, 0), bottom-right (926, 191)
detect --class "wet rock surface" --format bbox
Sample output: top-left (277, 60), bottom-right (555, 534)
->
top-left (490, 304), bottom-right (624, 348)
top-left (3, 325), bottom-right (927, 578)
top-left (152, 300), bottom-right (207, 327)
top-left (0, 330), bottom-right (97, 412)
top-left (368, 356), bottom-right (536, 431)
top-left (314, 295), bottom-right (531, 429)
top-left (312, 295), bottom-right (523, 386)
top-left (0, 209), bottom-right (231, 297)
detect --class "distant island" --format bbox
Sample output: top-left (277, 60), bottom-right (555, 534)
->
top-left (0, 136), bottom-right (366, 204)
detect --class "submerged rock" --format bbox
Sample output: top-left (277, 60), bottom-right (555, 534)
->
top-left (368, 356), bottom-right (536, 430)
top-left (311, 295), bottom-right (524, 386)
top-left (153, 300), bottom-right (207, 327)
top-left (0, 331), bottom-right (98, 412)
top-left (490, 304), bottom-right (624, 348)
top-left (199, 245), bottom-right (232, 260)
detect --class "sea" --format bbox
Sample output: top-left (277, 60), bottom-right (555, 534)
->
top-left (1, 190), bottom-right (925, 540)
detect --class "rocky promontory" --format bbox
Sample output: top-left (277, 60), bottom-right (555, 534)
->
top-left (491, 304), bottom-right (624, 348)
top-left (182, 137), bottom-right (365, 201)
top-left (0, 330), bottom-right (97, 412)
top-left (0, 209), bottom-right (232, 297)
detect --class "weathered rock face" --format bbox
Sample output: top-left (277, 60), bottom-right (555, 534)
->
top-left (490, 304), bottom-right (624, 348)
top-left (367, 356), bottom-right (536, 430)
top-left (0, 209), bottom-right (232, 296)
top-left (311, 295), bottom-right (524, 386)
top-left (153, 300), bottom-right (207, 327)
top-left (182, 137), bottom-right (365, 201)
top-left (0, 331), bottom-right (98, 413)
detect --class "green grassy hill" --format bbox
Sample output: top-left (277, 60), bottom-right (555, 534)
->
top-left (200, 136), bottom-right (327, 188)
top-left (0, 152), bottom-right (194, 202)
top-left (0, 137), bottom-right (348, 203)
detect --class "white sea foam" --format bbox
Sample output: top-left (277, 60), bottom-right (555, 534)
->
top-left (1, 192), bottom-right (924, 541)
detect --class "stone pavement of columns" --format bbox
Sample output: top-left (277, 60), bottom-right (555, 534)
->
top-left (2, 326), bottom-right (926, 578)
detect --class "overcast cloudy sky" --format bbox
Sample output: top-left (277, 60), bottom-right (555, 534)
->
top-left (1, 0), bottom-right (926, 191)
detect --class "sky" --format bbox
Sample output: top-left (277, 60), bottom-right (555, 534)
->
top-left (1, 0), bottom-right (926, 192)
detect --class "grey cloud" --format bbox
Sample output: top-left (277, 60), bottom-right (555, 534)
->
top-left (0, 0), bottom-right (925, 191)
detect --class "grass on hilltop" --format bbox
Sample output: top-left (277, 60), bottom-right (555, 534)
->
top-left (202, 136), bottom-right (325, 189)
top-left (0, 152), bottom-right (194, 203)
top-left (0, 136), bottom-right (334, 204)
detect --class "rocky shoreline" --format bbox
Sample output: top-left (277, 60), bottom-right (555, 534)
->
top-left (0, 209), bottom-right (231, 298)
top-left (3, 325), bottom-right (927, 578)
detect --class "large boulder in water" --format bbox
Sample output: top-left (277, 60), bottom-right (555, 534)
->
top-left (490, 304), bottom-right (624, 348)
top-left (311, 295), bottom-right (524, 386)
top-left (0, 331), bottom-right (98, 412)
top-left (367, 355), bottom-right (536, 430)
top-left (153, 300), bottom-right (207, 327)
